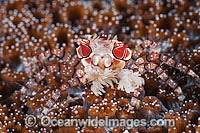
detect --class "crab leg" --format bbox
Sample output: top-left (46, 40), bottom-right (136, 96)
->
top-left (23, 49), bottom-right (78, 74)
top-left (146, 52), bottom-right (200, 84)
top-left (40, 64), bottom-right (83, 115)
top-left (21, 72), bottom-right (81, 116)
top-left (21, 63), bottom-right (76, 91)
top-left (132, 40), bottom-right (159, 60)
top-left (20, 61), bottom-right (80, 107)
top-left (42, 88), bottom-right (61, 115)
top-left (24, 48), bottom-right (65, 64)
top-left (130, 58), bottom-right (185, 101)
top-left (22, 51), bottom-right (83, 115)
top-left (41, 76), bottom-right (81, 115)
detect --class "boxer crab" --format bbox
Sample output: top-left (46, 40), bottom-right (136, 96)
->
top-left (21, 35), bottom-right (200, 115)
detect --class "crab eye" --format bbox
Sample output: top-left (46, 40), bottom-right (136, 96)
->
top-left (76, 44), bottom-right (92, 58)
top-left (112, 45), bottom-right (126, 60)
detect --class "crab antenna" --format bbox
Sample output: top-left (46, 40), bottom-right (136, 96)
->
top-left (96, 35), bottom-right (100, 40)
top-left (113, 35), bottom-right (118, 41)
top-left (107, 34), bottom-right (112, 40)
top-left (91, 33), bottom-right (97, 40)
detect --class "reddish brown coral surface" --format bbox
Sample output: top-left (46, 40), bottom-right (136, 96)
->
top-left (0, 0), bottom-right (199, 132)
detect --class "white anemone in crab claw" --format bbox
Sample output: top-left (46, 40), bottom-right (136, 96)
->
top-left (117, 69), bottom-right (144, 93)
top-left (83, 65), bottom-right (118, 96)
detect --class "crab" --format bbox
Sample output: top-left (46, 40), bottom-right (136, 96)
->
top-left (21, 34), bottom-right (200, 115)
